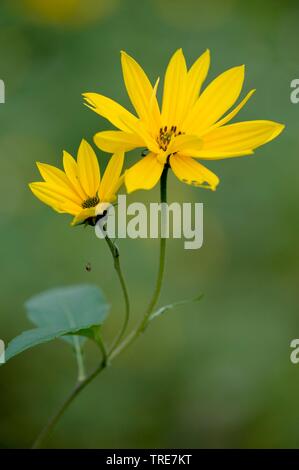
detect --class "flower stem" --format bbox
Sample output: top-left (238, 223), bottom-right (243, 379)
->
top-left (32, 348), bottom-right (107, 449)
top-left (104, 235), bottom-right (130, 353)
top-left (111, 164), bottom-right (169, 358)
top-left (139, 164), bottom-right (169, 330)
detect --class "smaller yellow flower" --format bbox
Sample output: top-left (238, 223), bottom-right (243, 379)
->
top-left (29, 139), bottom-right (124, 226)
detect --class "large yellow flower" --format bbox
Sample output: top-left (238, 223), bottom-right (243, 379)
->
top-left (29, 139), bottom-right (124, 226)
top-left (83, 49), bottom-right (284, 193)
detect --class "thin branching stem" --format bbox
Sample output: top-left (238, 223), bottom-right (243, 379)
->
top-left (104, 235), bottom-right (130, 354)
top-left (32, 167), bottom-right (169, 448)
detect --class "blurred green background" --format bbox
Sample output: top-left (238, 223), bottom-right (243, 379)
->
top-left (0, 0), bottom-right (298, 449)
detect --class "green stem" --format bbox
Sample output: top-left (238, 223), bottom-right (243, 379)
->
top-left (104, 235), bottom-right (130, 353)
top-left (73, 335), bottom-right (86, 382)
top-left (111, 164), bottom-right (169, 358)
top-left (139, 165), bottom-right (168, 330)
top-left (93, 326), bottom-right (109, 366)
top-left (32, 356), bottom-right (107, 449)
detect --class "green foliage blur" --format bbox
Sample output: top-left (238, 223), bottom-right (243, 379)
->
top-left (0, 0), bottom-right (298, 449)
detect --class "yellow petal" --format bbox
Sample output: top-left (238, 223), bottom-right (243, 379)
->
top-left (71, 208), bottom-right (96, 226)
top-left (36, 162), bottom-right (82, 205)
top-left (150, 77), bottom-right (160, 118)
top-left (197, 120), bottom-right (285, 159)
top-left (61, 200), bottom-right (83, 216)
top-left (194, 150), bottom-right (254, 159)
top-left (169, 154), bottom-right (219, 190)
top-left (161, 49), bottom-right (187, 127)
top-left (206, 89), bottom-right (256, 133)
top-left (183, 65), bottom-right (245, 135)
top-left (29, 182), bottom-right (65, 211)
top-left (121, 51), bottom-right (161, 130)
top-left (29, 182), bottom-right (82, 217)
top-left (94, 130), bottom-right (144, 153)
top-left (63, 150), bottom-right (87, 200)
top-left (99, 152), bottom-right (124, 201)
top-left (77, 139), bottom-right (101, 197)
top-left (185, 49), bottom-right (210, 109)
top-left (83, 93), bottom-right (138, 132)
top-left (114, 174), bottom-right (125, 194)
top-left (125, 152), bottom-right (164, 193)
top-left (171, 134), bottom-right (203, 156)
top-left (118, 115), bottom-right (159, 153)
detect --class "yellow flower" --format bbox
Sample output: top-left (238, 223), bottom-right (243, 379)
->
top-left (29, 139), bottom-right (124, 226)
top-left (16, 0), bottom-right (118, 27)
top-left (83, 49), bottom-right (284, 193)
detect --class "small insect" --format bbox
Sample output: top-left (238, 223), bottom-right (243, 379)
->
top-left (85, 262), bottom-right (92, 272)
top-left (141, 148), bottom-right (149, 157)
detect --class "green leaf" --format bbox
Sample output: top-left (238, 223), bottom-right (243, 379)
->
top-left (149, 294), bottom-right (204, 322)
top-left (26, 284), bottom-right (108, 348)
top-left (5, 284), bottom-right (109, 362)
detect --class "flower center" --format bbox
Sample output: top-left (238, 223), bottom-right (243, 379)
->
top-left (157, 125), bottom-right (182, 151)
top-left (82, 194), bottom-right (100, 209)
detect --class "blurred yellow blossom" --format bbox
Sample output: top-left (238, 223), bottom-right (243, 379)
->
top-left (11, 0), bottom-right (118, 27)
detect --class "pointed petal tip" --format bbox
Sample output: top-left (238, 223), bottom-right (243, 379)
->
top-left (120, 50), bottom-right (127, 60)
top-left (267, 121), bottom-right (285, 137)
top-left (82, 92), bottom-right (92, 100)
top-left (171, 48), bottom-right (184, 58)
top-left (79, 138), bottom-right (90, 150)
top-left (212, 179), bottom-right (220, 191)
top-left (70, 216), bottom-right (81, 227)
top-left (274, 122), bottom-right (285, 136)
top-left (120, 50), bottom-right (131, 62)
top-left (232, 64), bottom-right (245, 73)
top-left (70, 215), bottom-right (83, 227)
top-left (245, 88), bottom-right (256, 99)
top-left (36, 161), bottom-right (45, 174)
top-left (28, 181), bottom-right (42, 192)
top-left (82, 93), bottom-right (94, 105)
top-left (209, 174), bottom-right (220, 192)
